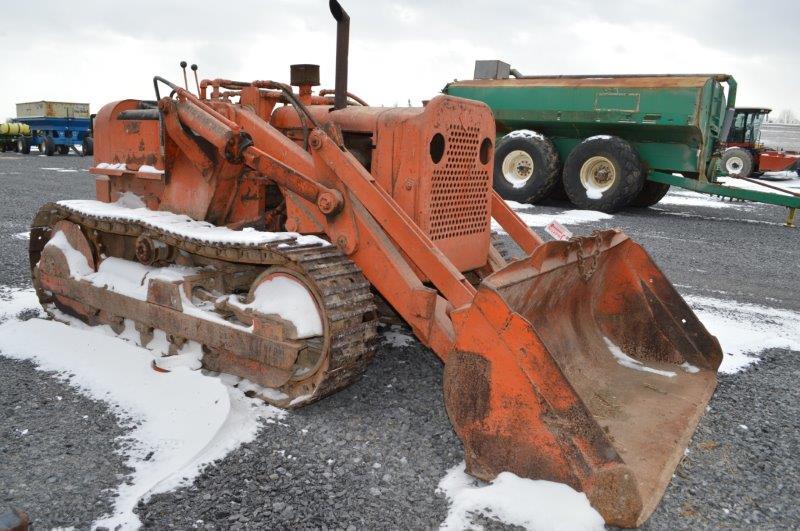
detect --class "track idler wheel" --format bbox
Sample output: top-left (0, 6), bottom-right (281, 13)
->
top-left (35, 220), bottom-right (99, 322)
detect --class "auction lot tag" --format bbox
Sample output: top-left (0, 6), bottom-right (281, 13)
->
top-left (545, 220), bottom-right (573, 241)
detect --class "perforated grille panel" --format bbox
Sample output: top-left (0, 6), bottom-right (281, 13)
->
top-left (428, 125), bottom-right (490, 241)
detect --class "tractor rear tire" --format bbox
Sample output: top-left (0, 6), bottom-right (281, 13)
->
top-left (493, 131), bottom-right (560, 204)
top-left (18, 137), bottom-right (30, 155)
top-left (42, 136), bottom-right (55, 156)
top-left (630, 180), bottom-right (671, 207)
top-left (721, 147), bottom-right (754, 177)
top-left (563, 136), bottom-right (645, 212)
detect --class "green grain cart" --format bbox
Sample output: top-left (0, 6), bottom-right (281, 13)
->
top-left (443, 60), bottom-right (800, 222)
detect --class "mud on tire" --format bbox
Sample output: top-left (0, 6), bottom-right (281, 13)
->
top-left (493, 130), bottom-right (560, 204)
top-left (563, 135), bottom-right (644, 212)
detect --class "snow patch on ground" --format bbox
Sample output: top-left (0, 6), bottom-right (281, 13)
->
top-left (381, 325), bottom-right (415, 348)
top-left (437, 461), bottom-right (604, 531)
top-left (659, 189), bottom-right (742, 209)
top-left (41, 167), bottom-right (79, 173)
top-left (0, 294), bottom-right (284, 530)
top-left (12, 231), bottom-right (29, 240)
top-left (0, 286), bottom-right (42, 323)
top-left (495, 204), bottom-right (612, 231)
top-left (687, 295), bottom-right (800, 373)
top-left (717, 174), bottom-right (800, 196)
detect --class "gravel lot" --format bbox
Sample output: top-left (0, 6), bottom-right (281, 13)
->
top-left (0, 152), bottom-right (798, 529)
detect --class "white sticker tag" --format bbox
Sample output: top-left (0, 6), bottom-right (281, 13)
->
top-left (545, 220), bottom-right (573, 241)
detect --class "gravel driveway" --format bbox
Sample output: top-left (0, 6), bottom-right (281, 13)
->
top-left (0, 153), bottom-right (798, 529)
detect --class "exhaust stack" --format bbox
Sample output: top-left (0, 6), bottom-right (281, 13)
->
top-left (329, 0), bottom-right (350, 111)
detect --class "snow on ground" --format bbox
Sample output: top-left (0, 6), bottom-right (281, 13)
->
top-left (381, 325), bottom-right (415, 347)
top-left (2, 266), bottom-right (799, 530)
top-left (495, 201), bottom-right (613, 232)
top-left (0, 290), bottom-right (284, 530)
top-left (658, 173), bottom-right (799, 211)
top-left (0, 286), bottom-right (42, 322)
top-left (658, 189), bottom-right (746, 210)
top-left (12, 231), bottom-right (29, 240)
top-left (437, 462), bottom-right (604, 531)
top-left (687, 295), bottom-right (800, 374)
top-left (41, 167), bottom-right (79, 173)
top-left (718, 172), bottom-right (800, 196)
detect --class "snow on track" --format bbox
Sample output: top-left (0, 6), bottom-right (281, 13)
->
top-left (59, 198), bottom-right (329, 248)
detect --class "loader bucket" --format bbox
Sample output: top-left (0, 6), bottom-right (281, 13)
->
top-left (443, 229), bottom-right (722, 528)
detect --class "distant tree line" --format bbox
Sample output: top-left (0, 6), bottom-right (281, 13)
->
top-left (769, 109), bottom-right (800, 124)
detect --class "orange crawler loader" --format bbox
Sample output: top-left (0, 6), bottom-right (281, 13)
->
top-left (28, 2), bottom-right (721, 526)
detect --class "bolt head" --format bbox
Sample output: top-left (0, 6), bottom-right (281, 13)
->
top-left (317, 193), bottom-right (335, 214)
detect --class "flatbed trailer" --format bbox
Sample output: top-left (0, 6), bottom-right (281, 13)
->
top-left (1, 101), bottom-right (93, 156)
top-left (8, 116), bottom-right (93, 156)
top-left (444, 61), bottom-right (799, 225)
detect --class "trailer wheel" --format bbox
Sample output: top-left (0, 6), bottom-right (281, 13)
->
top-left (42, 136), bottom-right (55, 156)
top-left (631, 181), bottom-right (670, 207)
top-left (18, 137), bottom-right (30, 155)
top-left (81, 137), bottom-right (93, 157)
top-left (563, 136), bottom-right (644, 212)
top-left (493, 130), bottom-right (560, 203)
top-left (57, 145), bottom-right (70, 155)
top-left (721, 147), bottom-right (754, 177)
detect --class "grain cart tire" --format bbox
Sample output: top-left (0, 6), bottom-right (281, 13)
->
top-left (493, 130), bottom-right (560, 203)
top-left (631, 180), bottom-right (671, 207)
top-left (81, 137), bottom-right (93, 157)
top-left (42, 136), bottom-right (55, 156)
top-left (721, 147), bottom-right (754, 177)
top-left (563, 135), bottom-right (645, 212)
top-left (18, 137), bottom-right (30, 155)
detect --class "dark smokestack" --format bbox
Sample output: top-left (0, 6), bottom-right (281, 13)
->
top-left (329, 0), bottom-right (349, 111)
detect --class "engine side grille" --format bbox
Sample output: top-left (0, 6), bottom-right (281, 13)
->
top-left (429, 125), bottom-right (490, 241)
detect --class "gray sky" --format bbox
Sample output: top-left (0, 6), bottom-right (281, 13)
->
top-left (2, 0), bottom-right (798, 119)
